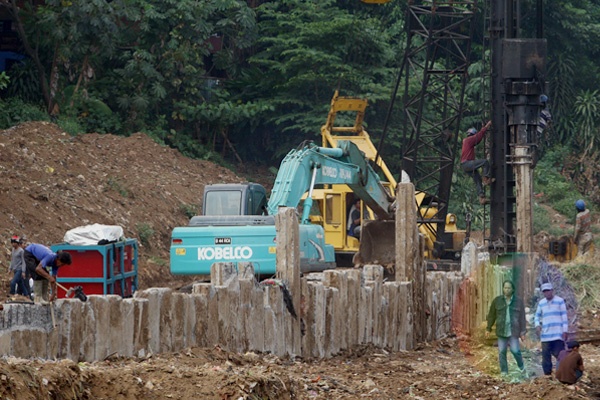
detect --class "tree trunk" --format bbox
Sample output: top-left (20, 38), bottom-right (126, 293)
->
top-left (5, 0), bottom-right (52, 111)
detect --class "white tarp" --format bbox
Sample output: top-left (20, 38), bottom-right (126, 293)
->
top-left (63, 224), bottom-right (124, 246)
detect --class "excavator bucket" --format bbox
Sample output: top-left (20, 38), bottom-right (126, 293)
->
top-left (353, 220), bottom-right (396, 266)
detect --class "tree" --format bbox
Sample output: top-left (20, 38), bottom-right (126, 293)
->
top-left (231, 0), bottom-right (403, 160)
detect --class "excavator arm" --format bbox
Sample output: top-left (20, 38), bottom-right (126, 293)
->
top-left (266, 141), bottom-right (395, 222)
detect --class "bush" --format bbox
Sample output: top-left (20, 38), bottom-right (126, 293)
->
top-left (0, 98), bottom-right (48, 129)
top-left (136, 223), bottom-right (155, 248)
top-left (562, 263), bottom-right (600, 309)
top-left (533, 203), bottom-right (551, 234)
top-left (56, 115), bottom-right (85, 136)
top-left (179, 203), bottom-right (198, 219)
top-left (106, 177), bottom-right (129, 198)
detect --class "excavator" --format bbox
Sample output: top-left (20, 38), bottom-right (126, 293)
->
top-left (170, 139), bottom-right (396, 275)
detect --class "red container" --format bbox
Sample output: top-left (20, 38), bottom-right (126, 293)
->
top-left (52, 239), bottom-right (138, 299)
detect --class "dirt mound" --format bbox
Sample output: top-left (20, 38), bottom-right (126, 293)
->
top-left (1, 338), bottom-right (594, 400)
top-left (0, 121), bottom-right (245, 293)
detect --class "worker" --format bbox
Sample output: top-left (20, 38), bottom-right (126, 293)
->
top-left (460, 120), bottom-right (494, 205)
top-left (348, 198), bottom-right (362, 237)
top-left (534, 282), bottom-right (569, 376)
top-left (8, 235), bottom-right (30, 298)
top-left (556, 341), bottom-right (584, 385)
top-left (23, 243), bottom-right (72, 304)
top-left (574, 199), bottom-right (593, 256)
top-left (485, 280), bottom-right (527, 379)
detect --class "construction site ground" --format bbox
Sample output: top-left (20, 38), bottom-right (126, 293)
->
top-left (1, 122), bottom-right (600, 399)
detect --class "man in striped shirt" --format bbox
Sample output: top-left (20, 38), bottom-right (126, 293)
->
top-left (534, 282), bottom-right (568, 376)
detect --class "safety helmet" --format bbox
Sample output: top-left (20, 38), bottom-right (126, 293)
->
top-left (540, 94), bottom-right (548, 103)
top-left (467, 127), bottom-right (477, 136)
top-left (10, 235), bottom-right (21, 244)
top-left (575, 199), bottom-right (585, 212)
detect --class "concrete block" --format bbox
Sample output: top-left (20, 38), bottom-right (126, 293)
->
top-left (346, 269), bottom-right (361, 347)
top-left (366, 281), bottom-right (383, 346)
top-left (180, 293), bottom-right (195, 349)
top-left (324, 270), bottom-right (347, 349)
top-left (120, 299), bottom-right (135, 357)
top-left (89, 295), bottom-right (111, 360)
top-left (216, 286), bottom-right (232, 350)
top-left (238, 262), bottom-right (255, 280)
top-left (0, 330), bottom-right (11, 356)
top-left (191, 290), bottom-right (209, 348)
top-left (301, 281), bottom-right (315, 358)
top-left (211, 262), bottom-right (239, 287)
top-left (127, 297), bottom-right (149, 358)
top-left (266, 286), bottom-right (286, 356)
top-left (11, 329), bottom-right (48, 358)
top-left (135, 287), bottom-right (172, 354)
top-left (171, 293), bottom-right (186, 351)
top-left (106, 295), bottom-right (124, 358)
top-left (358, 285), bottom-right (373, 344)
top-left (239, 278), bottom-right (253, 351)
top-left (324, 287), bottom-right (340, 357)
top-left (396, 282), bottom-right (412, 350)
top-left (80, 300), bottom-right (97, 362)
top-left (158, 289), bottom-right (175, 353)
top-left (363, 265), bottom-right (384, 282)
top-left (248, 281), bottom-right (265, 353)
top-left (205, 285), bottom-right (220, 347)
top-left (56, 299), bottom-right (85, 361)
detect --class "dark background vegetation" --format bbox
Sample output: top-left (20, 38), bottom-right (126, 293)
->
top-left (1, 0), bottom-right (599, 237)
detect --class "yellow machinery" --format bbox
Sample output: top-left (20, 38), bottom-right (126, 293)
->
top-left (308, 91), bottom-right (465, 265)
top-left (546, 236), bottom-right (595, 263)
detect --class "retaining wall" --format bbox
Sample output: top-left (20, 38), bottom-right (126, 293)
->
top-left (0, 264), bottom-right (464, 361)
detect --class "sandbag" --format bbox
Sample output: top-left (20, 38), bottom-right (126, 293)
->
top-left (63, 224), bottom-right (124, 246)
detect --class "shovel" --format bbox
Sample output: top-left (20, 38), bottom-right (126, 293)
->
top-left (55, 281), bottom-right (88, 302)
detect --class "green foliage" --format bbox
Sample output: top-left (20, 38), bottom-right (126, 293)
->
top-left (534, 146), bottom-right (584, 219)
top-left (0, 98), bottom-right (49, 129)
top-left (533, 203), bottom-right (551, 234)
top-left (149, 256), bottom-right (168, 267)
top-left (240, 0), bottom-right (402, 160)
top-left (548, 54), bottom-right (576, 143)
top-left (573, 89), bottom-right (600, 155)
top-left (56, 115), bottom-right (84, 136)
top-left (0, 72), bottom-right (9, 90)
top-left (5, 59), bottom-right (44, 103)
top-left (136, 222), bottom-right (155, 248)
top-left (179, 203), bottom-right (198, 219)
top-left (562, 263), bottom-right (600, 309)
top-left (106, 177), bottom-right (129, 198)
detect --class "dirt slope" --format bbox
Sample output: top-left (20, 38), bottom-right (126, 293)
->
top-left (0, 121), bottom-right (250, 293)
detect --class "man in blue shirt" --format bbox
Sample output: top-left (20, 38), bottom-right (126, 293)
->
top-left (24, 243), bottom-right (72, 303)
top-left (534, 282), bottom-right (569, 376)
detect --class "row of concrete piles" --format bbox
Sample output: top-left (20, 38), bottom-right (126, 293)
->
top-left (0, 183), bottom-right (483, 361)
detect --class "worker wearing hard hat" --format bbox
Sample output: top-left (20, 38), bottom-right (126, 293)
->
top-left (574, 199), bottom-right (593, 256)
